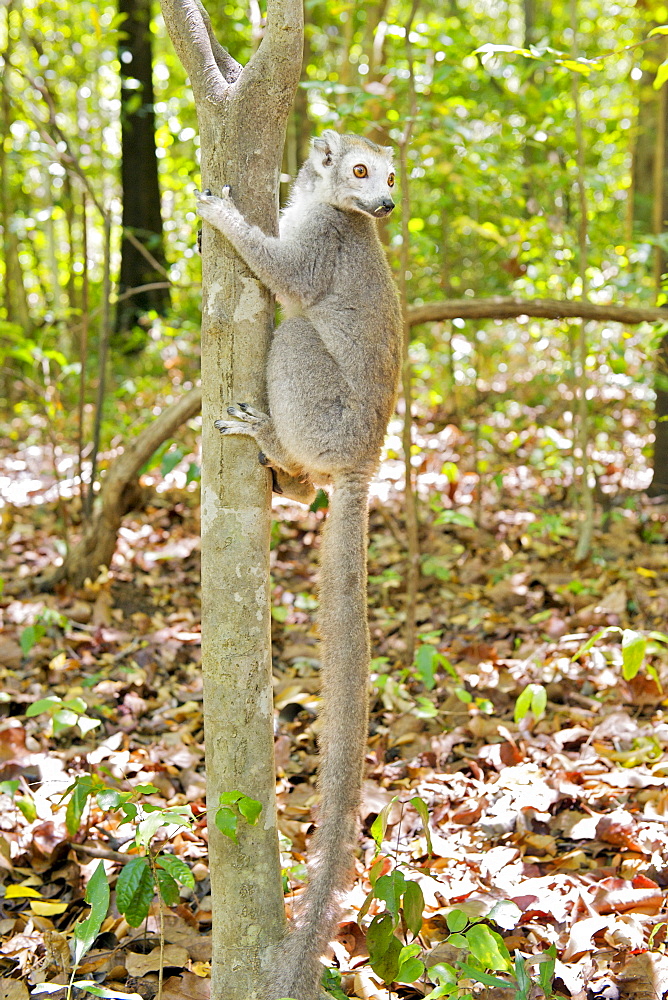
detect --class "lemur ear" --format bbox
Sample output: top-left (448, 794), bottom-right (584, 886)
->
top-left (313, 130), bottom-right (339, 166)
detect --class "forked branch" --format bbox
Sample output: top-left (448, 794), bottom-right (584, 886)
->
top-left (159, 0), bottom-right (238, 102)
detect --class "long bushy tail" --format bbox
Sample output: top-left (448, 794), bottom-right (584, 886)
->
top-left (270, 472), bottom-right (371, 1000)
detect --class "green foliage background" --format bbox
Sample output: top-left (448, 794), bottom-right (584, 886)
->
top-left (0, 0), bottom-right (665, 491)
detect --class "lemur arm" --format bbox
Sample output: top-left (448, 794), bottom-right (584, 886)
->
top-left (196, 188), bottom-right (332, 304)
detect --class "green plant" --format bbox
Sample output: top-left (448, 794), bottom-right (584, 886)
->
top-left (64, 774), bottom-right (195, 927)
top-left (514, 683), bottom-right (547, 723)
top-left (33, 861), bottom-right (142, 1000)
top-left (20, 609), bottom-right (69, 656)
top-left (573, 626), bottom-right (668, 687)
top-left (215, 790), bottom-right (263, 844)
top-left (27, 695), bottom-right (101, 737)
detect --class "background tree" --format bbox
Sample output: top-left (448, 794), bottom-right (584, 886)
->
top-left (116, 0), bottom-right (171, 344)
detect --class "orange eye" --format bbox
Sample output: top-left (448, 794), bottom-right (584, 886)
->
top-left (353, 164), bottom-right (368, 178)
top-left (388, 172), bottom-right (395, 187)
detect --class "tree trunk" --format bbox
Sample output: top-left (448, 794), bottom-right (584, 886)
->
top-left (116, 0), bottom-right (171, 342)
top-left (157, 2), bottom-right (302, 997)
top-left (629, 5), bottom-right (668, 493)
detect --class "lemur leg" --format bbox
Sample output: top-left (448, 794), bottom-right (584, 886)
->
top-left (215, 404), bottom-right (316, 504)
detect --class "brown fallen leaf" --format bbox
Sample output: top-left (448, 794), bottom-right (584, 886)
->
top-left (592, 875), bottom-right (663, 915)
top-left (162, 971), bottom-right (211, 1000)
top-left (125, 945), bottom-right (189, 977)
top-left (162, 914), bottom-right (212, 962)
top-left (0, 980), bottom-right (29, 1000)
top-left (617, 951), bottom-right (668, 1000)
top-left (595, 810), bottom-right (645, 853)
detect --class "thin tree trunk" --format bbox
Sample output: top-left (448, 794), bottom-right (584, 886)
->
top-left (398, 0), bottom-right (420, 666)
top-left (116, 0), bottom-right (171, 339)
top-left (158, 1), bottom-right (303, 997)
top-left (571, 0), bottom-right (594, 562)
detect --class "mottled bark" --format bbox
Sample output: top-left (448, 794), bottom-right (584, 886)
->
top-left (157, 1), bottom-right (303, 997)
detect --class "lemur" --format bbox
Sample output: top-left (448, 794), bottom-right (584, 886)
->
top-left (196, 129), bottom-right (402, 1000)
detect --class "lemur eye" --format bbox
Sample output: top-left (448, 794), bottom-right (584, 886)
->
top-left (353, 164), bottom-right (368, 178)
top-left (387, 172), bottom-right (395, 187)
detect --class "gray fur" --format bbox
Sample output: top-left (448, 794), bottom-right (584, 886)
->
top-left (196, 130), bottom-right (402, 1000)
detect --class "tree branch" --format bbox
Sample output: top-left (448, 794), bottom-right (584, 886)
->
top-left (239, 0), bottom-right (303, 111)
top-left (159, 0), bottom-right (237, 103)
top-left (407, 296), bottom-right (668, 327)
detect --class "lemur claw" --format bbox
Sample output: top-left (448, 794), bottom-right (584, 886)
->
top-left (227, 403), bottom-right (263, 422)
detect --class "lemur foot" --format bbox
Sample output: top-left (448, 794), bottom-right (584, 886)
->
top-left (227, 402), bottom-right (267, 423)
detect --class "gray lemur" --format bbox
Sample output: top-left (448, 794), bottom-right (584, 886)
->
top-left (195, 130), bottom-right (402, 1000)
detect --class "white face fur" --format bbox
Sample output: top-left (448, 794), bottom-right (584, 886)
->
top-left (311, 131), bottom-right (396, 219)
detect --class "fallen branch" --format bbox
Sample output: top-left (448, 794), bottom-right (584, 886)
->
top-left (41, 387), bottom-right (202, 590)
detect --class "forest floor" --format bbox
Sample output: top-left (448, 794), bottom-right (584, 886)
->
top-left (0, 409), bottom-right (668, 1000)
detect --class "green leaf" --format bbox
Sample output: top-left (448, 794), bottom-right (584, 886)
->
top-left (397, 958), bottom-right (424, 984)
top-left (53, 709), bottom-right (79, 733)
top-left (160, 447), bottom-right (184, 476)
top-left (73, 862), bottom-right (110, 964)
top-left (537, 944), bottom-right (557, 994)
top-left (513, 951), bottom-right (531, 1000)
top-left (655, 59), bottom-right (668, 90)
top-left (16, 796), bottom-right (37, 822)
top-left (310, 489), bottom-right (329, 512)
top-left (374, 871), bottom-right (406, 923)
top-left (185, 462), bottom-right (200, 485)
top-left (20, 624), bottom-right (45, 655)
top-left (66, 776), bottom-right (94, 836)
top-left (156, 869), bottom-right (179, 906)
top-left (415, 645), bottom-right (438, 690)
top-left (321, 967), bottom-right (348, 1000)
top-left (445, 909), bottom-right (468, 933)
top-left (370, 797), bottom-right (397, 848)
top-left (236, 794), bottom-right (262, 825)
top-left (367, 856), bottom-right (387, 887)
top-left (116, 856), bottom-right (154, 927)
top-left (446, 933), bottom-right (468, 948)
top-left (457, 962), bottom-right (511, 989)
top-left (26, 696), bottom-right (62, 717)
top-left (215, 806), bottom-right (238, 843)
top-left (402, 879), bottom-right (424, 937)
top-left (156, 854), bottom-right (195, 889)
top-left (63, 697), bottom-right (87, 714)
top-left (410, 796), bottom-right (433, 856)
top-left (136, 810), bottom-right (170, 848)
top-left (367, 914), bottom-right (402, 985)
top-left (429, 963), bottom-right (458, 986)
top-left (97, 788), bottom-right (125, 811)
top-left (72, 983), bottom-right (143, 1000)
top-left (571, 626), bottom-right (620, 661)
top-left (514, 684), bottom-right (546, 723)
top-left (464, 924), bottom-right (511, 971)
top-left (0, 780), bottom-right (19, 798)
top-left (621, 630), bottom-right (646, 680)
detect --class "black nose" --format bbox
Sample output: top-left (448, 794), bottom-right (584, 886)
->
top-left (383, 198), bottom-right (395, 212)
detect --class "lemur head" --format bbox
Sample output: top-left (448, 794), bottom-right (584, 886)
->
top-left (311, 130), bottom-right (396, 219)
